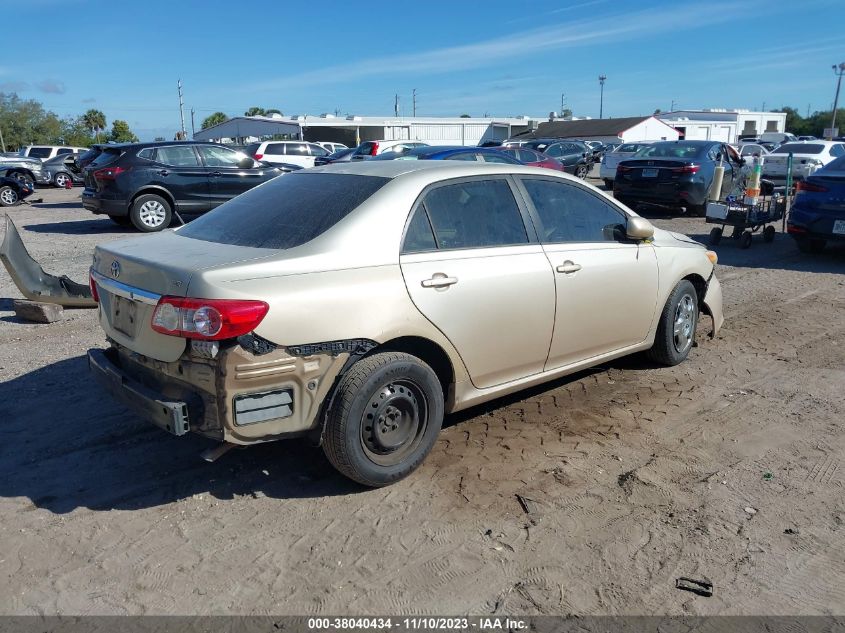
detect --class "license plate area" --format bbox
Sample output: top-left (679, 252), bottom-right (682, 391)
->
top-left (833, 220), bottom-right (845, 235)
top-left (641, 168), bottom-right (658, 178)
top-left (112, 294), bottom-right (138, 337)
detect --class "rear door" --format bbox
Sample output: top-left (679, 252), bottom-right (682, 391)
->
top-left (400, 177), bottom-right (556, 389)
top-left (197, 145), bottom-right (267, 204)
top-left (149, 145), bottom-right (212, 212)
top-left (517, 176), bottom-right (658, 369)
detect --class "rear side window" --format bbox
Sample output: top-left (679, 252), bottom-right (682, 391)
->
top-left (28, 147), bottom-right (52, 158)
top-left (522, 178), bottom-right (626, 243)
top-left (137, 148), bottom-right (154, 160)
top-left (57, 148), bottom-right (73, 155)
top-left (264, 143), bottom-right (287, 155)
top-left (178, 173), bottom-right (389, 249)
top-left (355, 142), bottom-right (377, 156)
top-left (418, 179), bottom-right (528, 250)
top-left (155, 146), bottom-right (200, 166)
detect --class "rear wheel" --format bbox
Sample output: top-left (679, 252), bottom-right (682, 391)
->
top-left (322, 351), bottom-right (444, 487)
top-left (647, 280), bottom-right (699, 366)
top-left (0, 185), bottom-right (20, 207)
top-left (54, 172), bottom-right (72, 188)
top-left (130, 194), bottom-right (172, 232)
top-left (575, 164), bottom-right (589, 179)
top-left (794, 236), bottom-right (826, 253)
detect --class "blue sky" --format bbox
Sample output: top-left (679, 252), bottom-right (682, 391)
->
top-left (4, 0), bottom-right (844, 140)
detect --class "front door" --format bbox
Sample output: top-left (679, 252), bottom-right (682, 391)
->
top-left (197, 145), bottom-right (266, 205)
top-left (517, 177), bottom-right (659, 370)
top-left (399, 177), bottom-right (556, 389)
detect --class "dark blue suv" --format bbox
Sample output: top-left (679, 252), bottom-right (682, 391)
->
top-left (787, 155), bottom-right (845, 253)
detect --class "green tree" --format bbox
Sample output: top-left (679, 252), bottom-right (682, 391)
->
top-left (201, 112), bottom-right (228, 129)
top-left (60, 116), bottom-right (94, 147)
top-left (244, 106), bottom-right (266, 116)
top-left (265, 108), bottom-right (282, 115)
top-left (0, 92), bottom-right (63, 149)
top-left (460, 113), bottom-right (471, 118)
top-left (82, 108), bottom-right (107, 141)
top-left (109, 119), bottom-right (139, 143)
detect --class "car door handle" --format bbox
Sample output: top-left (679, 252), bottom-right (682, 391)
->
top-left (210, 171), bottom-right (221, 177)
top-left (556, 261), bottom-right (582, 274)
top-left (158, 169), bottom-right (169, 176)
top-left (421, 275), bottom-right (458, 288)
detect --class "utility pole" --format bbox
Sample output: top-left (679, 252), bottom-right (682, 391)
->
top-left (412, 89), bottom-right (417, 117)
top-left (177, 79), bottom-right (186, 140)
top-left (807, 103), bottom-right (811, 118)
top-left (829, 62), bottom-right (845, 140)
top-left (762, 101), bottom-right (766, 112)
top-left (190, 108), bottom-right (196, 137)
top-left (560, 93), bottom-right (567, 117)
top-left (598, 75), bottom-right (607, 119)
top-left (670, 99), bottom-right (676, 112)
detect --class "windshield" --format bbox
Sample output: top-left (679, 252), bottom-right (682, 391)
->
top-left (771, 143), bottom-right (824, 155)
top-left (634, 143), bottom-right (706, 159)
top-left (178, 173), bottom-right (390, 249)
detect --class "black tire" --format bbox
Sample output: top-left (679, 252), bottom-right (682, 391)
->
top-left (575, 164), bottom-right (589, 179)
top-left (763, 225), bottom-right (776, 243)
top-left (603, 179), bottom-right (613, 190)
top-left (53, 172), bottom-right (72, 188)
top-left (0, 185), bottom-right (20, 207)
top-left (647, 280), bottom-right (699, 367)
top-left (740, 230), bottom-right (753, 249)
top-left (322, 351), bottom-right (444, 487)
top-left (794, 236), bottom-right (826, 253)
top-left (709, 227), bottom-right (723, 246)
top-left (11, 172), bottom-right (34, 190)
top-left (129, 193), bottom-right (172, 232)
top-left (108, 214), bottom-right (131, 226)
top-left (687, 203), bottom-right (706, 217)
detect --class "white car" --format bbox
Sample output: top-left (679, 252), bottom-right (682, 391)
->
top-left (244, 141), bottom-right (329, 169)
top-left (734, 142), bottom-right (770, 166)
top-left (350, 140), bottom-right (429, 160)
top-left (19, 145), bottom-right (87, 162)
top-left (599, 141), bottom-right (654, 187)
top-left (762, 141), bottom-right (845, 182)
top-left (317, 142), bottom-right (348, 154)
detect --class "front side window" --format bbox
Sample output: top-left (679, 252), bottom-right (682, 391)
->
top-left (154, 146), bottom-right (200, 167)
top-left (285, 143), bottom-right (308, 155)
top-left (521, 178), bottom-right (627, 243)
top-left (198, 145), bottom-right (246, 167)
top-left (419, 179), bottom-right (528, 250)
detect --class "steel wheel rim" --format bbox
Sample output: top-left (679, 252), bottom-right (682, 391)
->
top-left (576, 165), bottom-right (588, 178)
top-left (360, 379), bottom-right (428, 466)
top-left (1, 188), bottom-right (18, 205)
top-left (138, 200), bottom-right (166, 228)
top-left (673, 293), bottom-right (696, 354)
top-left (55, 173), bottom-right (69, 187)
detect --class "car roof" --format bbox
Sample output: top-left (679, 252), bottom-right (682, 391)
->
top-left (309, 157), bottom-right (547, 180)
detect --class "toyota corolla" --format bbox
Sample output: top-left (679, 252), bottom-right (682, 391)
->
top-left (88, 161), bottom-right (723, 486)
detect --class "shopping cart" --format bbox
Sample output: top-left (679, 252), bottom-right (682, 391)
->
top-left (705, 181), bottom-right (786, 249)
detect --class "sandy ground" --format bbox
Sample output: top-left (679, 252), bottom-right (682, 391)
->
top-left (0, 185), bottom-right (843, 616)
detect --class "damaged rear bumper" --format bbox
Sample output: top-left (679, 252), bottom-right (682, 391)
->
top-left (703, 274), bottom-right (724, 337)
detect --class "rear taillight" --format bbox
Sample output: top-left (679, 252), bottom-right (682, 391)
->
top-left (93, 166), bottom-right (127, 180)
top-left (151, 297), bottom-right (269, 340)
top-left (370, 142), bottom-right (379, 156)
top-left (89, 271), bottom-right (100, 303)
top-left (254, 153), bottom-right (263, 160)
top-left (671, 164), bottom-right (700, 174)
top-left (617, 165), bottom-right (632, 173)
top-left (796, 181), bottom-right (828, 193)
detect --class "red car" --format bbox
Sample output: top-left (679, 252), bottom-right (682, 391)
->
top-left (499, 147), bottom-right (565, 171)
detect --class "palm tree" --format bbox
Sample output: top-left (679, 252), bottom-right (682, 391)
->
top-left (201, 112), bottom-right (228, 129)
top-left (83, 109), bottom-right (106, 142)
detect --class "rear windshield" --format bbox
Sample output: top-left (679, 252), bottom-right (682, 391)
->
top-left (27, 147), bottom-right (53, 158)
top-left (77, 147), bottom-right (101, 163)
top-left (90, 148), bottom-right (121, 167)
top-left (178, 173), bottom-right (390, 250)
top-left (635, 143), bottom-right (706, 159)
top-left (819, 155), bottom-right (845, 173)
top-left (771, 143), bottom-right (823, 154)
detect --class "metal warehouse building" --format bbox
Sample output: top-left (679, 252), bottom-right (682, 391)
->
top-left (193, 114), bottom-right (545, 147)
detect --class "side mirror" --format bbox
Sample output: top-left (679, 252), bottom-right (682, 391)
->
top-left (238, 157), bottom-right (256, 169)
top-left (626, 216), bottom-right (654, 241)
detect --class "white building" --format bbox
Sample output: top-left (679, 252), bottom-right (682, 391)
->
top-left (193, 114), bottom-right (548, 147)
top-left (656, 109), bottom-right (787, 143)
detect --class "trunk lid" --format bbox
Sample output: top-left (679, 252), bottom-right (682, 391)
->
top-left (617, 159), bottom-right (697, 184)
top-left (92, 231), bottom-right (278, 362)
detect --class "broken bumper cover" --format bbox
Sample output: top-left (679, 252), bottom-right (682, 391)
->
top-left (703, 274), bottom-right (724, 337)
top-left (88, 348), bottom-right (191, 436)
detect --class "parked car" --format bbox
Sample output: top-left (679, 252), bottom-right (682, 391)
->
top-left (19, 145), bottom-right (87, 161)
top-left (75, 144), bottom-right (105, 172)
top-left (798, 136), bottom-right (818, 141)
top-left (81, 141), bottom-right (289, 232)
top-left (761, 141), bottom-right (845, 183)
top-left (314, 147), bottom-right (355, 166)
top-left (600, 141), bottom-right (654, 188)
top-left (583, 140), bottom-right (605, 160)
top-left (787, 155), bottom-right (845, 253)
top-left (350, 140), bottom-right (429, 159)
top-left (0, 155), bottom-right (49, 188)
top-left (371, 145), bottom-right (523, 164)
top-left (759, 132), bottom-right (797, 146)
top-left (42, 154), bottom-right (84, 187)
top-left (498, 147), bottom-right (565, 171)
top-left (614, 140), bottom-right (744, 215)
top-left (87, 160), bottom-right (723, 486)
top-left (316, 142), bottom-right (348, 154)
top-left (735, 142), bottom-right (770, 166)
top-left (0, 174), bottom-right (35, 206)
top-left (523, 139), bottom-right (594, 178)
top-left (244, 141), bottom-right (329, 169)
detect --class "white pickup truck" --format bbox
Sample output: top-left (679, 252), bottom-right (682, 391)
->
top-left (761, 141), bottom-right (845, 183)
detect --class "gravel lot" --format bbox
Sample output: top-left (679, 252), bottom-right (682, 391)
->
top-left (1, 184), bottom-right (844, 615)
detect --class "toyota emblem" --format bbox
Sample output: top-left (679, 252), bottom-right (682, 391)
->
top-left (110, 260), bottom-right (121, 278)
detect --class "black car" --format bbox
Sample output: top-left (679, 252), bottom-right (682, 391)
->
top-left (522, 139), bottom-right (594, 178)
top-left (0, 174), bottom-right (35, 207)
top-left (613, 140), bottom-right (743, 215)
top-left (314, 147), bottom-right (355, 166)
top-left (81, 141), bottom-right (288, 232)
